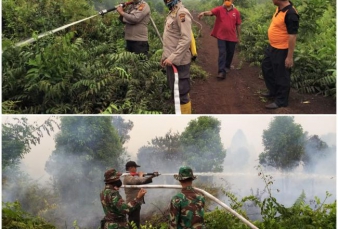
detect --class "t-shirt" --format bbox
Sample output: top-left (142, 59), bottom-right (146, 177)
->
top-left (210, 6), bottom-right (241, 42)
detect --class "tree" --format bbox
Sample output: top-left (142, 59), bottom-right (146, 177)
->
top-left (180, 116), bottom-right (226, 172)
top-left (112, 116), bottom-right (134, 145)
top-left (44, 116), bottom-right (125, 228)
top-left (2, 117), bottom-right (59, 169)
top-left (302, 134), bottom-right (329, 173)
top-left (137, 130), bottom-right (182, 172)
top-left (259, 116), bottom-right (305, 171)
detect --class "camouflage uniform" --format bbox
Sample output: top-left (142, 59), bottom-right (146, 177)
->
top-left (100, 169), bottom-right (143, 229)
top-left (170, 166), bottom-right (205, 229)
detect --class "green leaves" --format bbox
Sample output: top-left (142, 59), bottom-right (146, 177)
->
top-left (2, 117), bottom-right (59, 169)
top-left (2, 201), bottom-right (56, 229)
top-left (259, 116), bottom-right (305, 171)
top-left (180, 117), bottom-right (226, 172)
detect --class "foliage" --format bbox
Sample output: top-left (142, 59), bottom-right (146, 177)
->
top-left (259, 116), bottom-right (305, 171)
top-left (2, 168), bottom-right (59, 218)
top-left (3, 31), bottom-right (172, 113)
top-left (2, 201), bottom-right (56, 229)
top-left (180, 116), bottom-right (226, 172)
top-left (112, 116), bottom-right (134, 145)
top-left (251, 166), bottom-right (336, 229)
top-left (2, 0), bottom-right (95, 41)
top-left (137, 130), bottom-right (182, 172)
top-left (44, 116), bottom-right (125, 227)
top-left (302, 135), bottom-right (330, 173)
top-left (2, 117), bottom-right (59, 169)
top-left (239, 0), bottom-right (336, 97)
top-left (2, 0), bottom-right (173, 114)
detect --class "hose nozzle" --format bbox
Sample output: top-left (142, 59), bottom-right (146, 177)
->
top-left (125, 172), bottom-right (161, 177)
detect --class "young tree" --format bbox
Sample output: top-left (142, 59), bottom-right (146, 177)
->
top-left (180, 116), bottom-right (226, 172)
top-left (259, 116), bottom-right (305, 171)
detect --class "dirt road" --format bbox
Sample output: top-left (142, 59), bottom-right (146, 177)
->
top-left (189, 19), bottom-right (336, 114)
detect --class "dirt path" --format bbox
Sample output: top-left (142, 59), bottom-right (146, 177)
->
top-left (189, 19), bottom-right (336, 114)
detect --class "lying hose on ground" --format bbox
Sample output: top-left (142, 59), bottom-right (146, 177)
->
top-left (123, 184), bottom-right (259, 229)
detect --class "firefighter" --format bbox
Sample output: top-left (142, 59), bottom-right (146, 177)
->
top-left (123, 161), bottom-right (159, 229)
top-left (161, 0), bottom-right (193, 114)
top-left (116, 0), bottom-right (150, 56)
top-left (100, 168), bottom-right (147, 229)
top-left (169, 166), bottom-right (205, 228)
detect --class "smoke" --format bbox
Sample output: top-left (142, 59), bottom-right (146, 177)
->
top-left (4, 116), bottom-right (336, 228)
top-left (217, 128), bottom-right (336, 219)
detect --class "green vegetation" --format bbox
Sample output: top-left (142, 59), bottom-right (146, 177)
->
top-left (2, 0), bottom-right (334, 113)
top-left (2, 116), bottom-right (336, 228)
top-left (238, 0), bottom-right (336, 97)
top-left (137, 116), bottom-right (226, 172)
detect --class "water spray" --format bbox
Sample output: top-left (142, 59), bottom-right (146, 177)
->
top-left (14, 1), bottom-right (133, 47)
top-left (121, 172), bottom-right (161, 177)
top-left (123, 184), bottom-right (259, 229)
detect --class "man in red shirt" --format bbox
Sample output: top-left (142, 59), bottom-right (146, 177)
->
top-left (198, 0), bottom-right (241, 79)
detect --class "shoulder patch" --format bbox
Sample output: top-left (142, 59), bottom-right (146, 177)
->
top-left (179, 13), bottom-right (186, 22)
top-left (138, 3), bottom-right (145, 11)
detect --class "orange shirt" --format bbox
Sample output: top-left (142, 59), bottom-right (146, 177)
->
top-left (268, 5), bottom-right (298, 49)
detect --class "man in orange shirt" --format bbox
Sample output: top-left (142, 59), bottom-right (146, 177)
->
top-left (261, 0), bottom-right (299, 109)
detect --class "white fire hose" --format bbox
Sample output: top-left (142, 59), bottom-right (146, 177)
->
top-left (171, 65), bottom-right (181, 114)
top-left (123, 184), bottom-right (259, 229)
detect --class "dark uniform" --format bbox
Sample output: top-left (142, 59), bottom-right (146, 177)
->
top-left (170, 166), bottom-right (205, 229)
top-left (262, 1), bottom-right (299, 108)
top-left (100, 169), bottom-right (143, 229)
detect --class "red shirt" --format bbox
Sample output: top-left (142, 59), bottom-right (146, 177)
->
top-left (210, 6), bottom-right (241, 42)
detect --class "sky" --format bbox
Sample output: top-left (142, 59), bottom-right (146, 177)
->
top-left (3, 114), bottom-right (335, 181)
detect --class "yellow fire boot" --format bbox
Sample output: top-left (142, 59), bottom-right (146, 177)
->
top-left (180, 101), bottom-right (192, 114)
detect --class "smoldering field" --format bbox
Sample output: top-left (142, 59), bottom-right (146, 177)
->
top-left (3, 118), bottom-right (336, 228)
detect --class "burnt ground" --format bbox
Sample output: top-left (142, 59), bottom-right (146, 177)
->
top-left (189, 19), bottom-right (336, 114)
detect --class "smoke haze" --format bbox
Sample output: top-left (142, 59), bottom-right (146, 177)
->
top-left (3, 115), bottom-right (336, 227)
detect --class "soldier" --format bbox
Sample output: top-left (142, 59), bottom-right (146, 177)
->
top-left (169, 166), bottom-right (205, 229)
top-left (123, 161), bottom-right (159, 229)
top-left (100, 168), bottom-right (147, 229)
top-left (116, 0), bottom-right (150, 56)
top-left (161, 0), bottom-right (193, 114)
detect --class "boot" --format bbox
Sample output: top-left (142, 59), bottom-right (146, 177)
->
top-left (180, 101), bottom-right (191, 114)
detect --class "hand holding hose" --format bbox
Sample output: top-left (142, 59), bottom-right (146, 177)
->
top-left (136, 188), bottom-right (147, 199)
top-left (162, 58), bottom-right (173, 67)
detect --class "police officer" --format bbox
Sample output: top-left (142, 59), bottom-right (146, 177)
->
top-left (169, 166), bottom-right (205, 228)
top-left (100, 168), bottom-right (147, 229)
top-left (123, 161), bottom-right (159, 229)
top-left (161, 0), bottom-right (193, 114)
top-left (116, 0), bottom-right (150, 56)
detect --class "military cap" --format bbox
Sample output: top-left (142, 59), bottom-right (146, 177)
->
top-left (174, 166), bottom-right (196, 181)
top-left (104, 168), bottom-right (122, 183)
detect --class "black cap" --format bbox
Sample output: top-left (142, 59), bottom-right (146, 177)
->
top-left (125, 161), bottom-right (141, 170)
